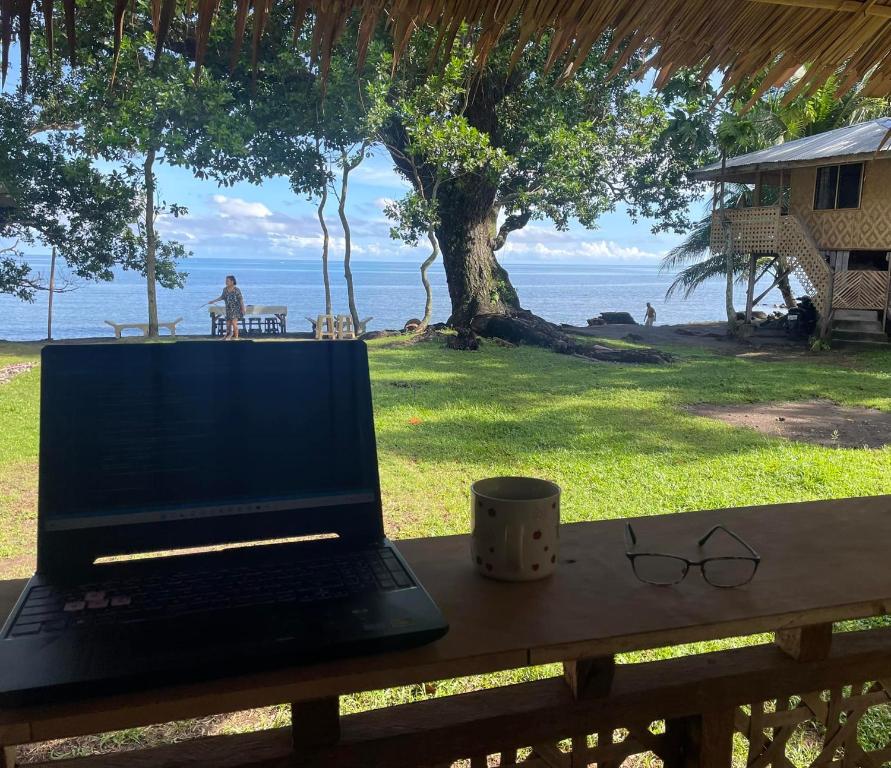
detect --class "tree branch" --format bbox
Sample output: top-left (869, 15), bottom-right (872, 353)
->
top-left (493, 210), bottom-right (532, 251)
top-left (30, 122), bottom-right (80, 136)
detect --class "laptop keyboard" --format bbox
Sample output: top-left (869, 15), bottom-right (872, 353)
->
top-left (7, 549), bottom-right (413, 638)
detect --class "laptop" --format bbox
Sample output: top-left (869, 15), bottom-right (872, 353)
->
top-left (0, 341), bottom-right (448, 705)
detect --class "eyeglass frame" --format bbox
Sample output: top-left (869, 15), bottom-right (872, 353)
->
top-left (624, 523), bottom-right (761, 588)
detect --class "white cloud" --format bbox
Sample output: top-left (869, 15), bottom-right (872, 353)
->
top-left (211, 194), bottom-right (272, 219)
top-left (155, 188), bottom-right (673, 265)
top-left (500, 237), bottom-right (664, 262)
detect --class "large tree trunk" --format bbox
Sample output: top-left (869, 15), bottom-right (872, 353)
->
top-left (434, 188), bottom-right (520, 327)
top-left (144, 148), bottom-right (159, 337)
top-left (471, 311), bottom-right (674, 364)
top-left (384, 71), bottom-right (522, 330)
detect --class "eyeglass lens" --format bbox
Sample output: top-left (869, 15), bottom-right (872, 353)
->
top-left (702, 557), bottom-right (757, 587)
top-left (632, 555), bottom-right (688, 585)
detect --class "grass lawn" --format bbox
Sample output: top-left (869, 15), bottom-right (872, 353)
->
top-left (2, 336), bottom-right (891, 761)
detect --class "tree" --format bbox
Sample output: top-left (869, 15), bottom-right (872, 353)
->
top-left (367, 55), bottom-right (508, 330)
top-left (369, 32), bottom-right (713, 328)
top-left (40, 5), bottom-right (256, 335)
top-left (218, 34), bottom-right (367, 326)
top-left (0, 90), bottom-right (160, 302)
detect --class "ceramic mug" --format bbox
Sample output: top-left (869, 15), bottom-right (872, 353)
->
top-left (470, 477), bottom-right (561, 581)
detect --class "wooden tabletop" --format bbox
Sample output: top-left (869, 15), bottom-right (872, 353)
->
top-left (208, 305), bottom-right (287, 316)
top-left (2, 495), bottom-right (891, 744)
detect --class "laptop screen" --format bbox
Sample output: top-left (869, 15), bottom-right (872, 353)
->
top-left (39, 342), bottom-right (380, 535)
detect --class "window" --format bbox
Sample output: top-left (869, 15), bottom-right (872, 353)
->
top-left (813, 163), bottom-right (862, 210)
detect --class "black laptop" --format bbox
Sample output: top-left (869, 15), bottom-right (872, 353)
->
top-left (0, 341), bottom-right (447, 705)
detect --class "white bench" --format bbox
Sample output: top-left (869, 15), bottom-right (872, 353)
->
top-left (104, 318), bottom-right (183, 338)
top-left (306, 315), bottom-right (373, 338)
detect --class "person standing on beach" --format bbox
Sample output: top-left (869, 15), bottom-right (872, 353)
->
top-left (644, 302), bottom-right (656, 327)
top-left (205, 275), bottom-right (246, 340)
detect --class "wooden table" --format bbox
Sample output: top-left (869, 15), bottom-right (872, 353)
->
top-left (209, 305), bottom-right (288, 336)
top-left (3, 495), bottom-right (891, 767)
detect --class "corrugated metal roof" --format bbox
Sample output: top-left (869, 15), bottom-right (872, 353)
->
top-left (694, 118), bottom-right (891, 180)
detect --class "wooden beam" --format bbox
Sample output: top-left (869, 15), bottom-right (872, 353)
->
top-left (754, 255), bottom-right (780, 285)
top-left (778, 168), bottom-right (785, 211)
top-left (775, 624), bottom-right (833, 662)
top-left (753, 266), bottom-right (794, 306)
top-left (745, 254), bottom-right (758, 323)
top-left (664, 709), bottom-right (735, 768)
top-left (1, 746), bottom-right (15, 768)
top-left (562, 656), bottom-right (615, 700)
top-left (24, 628), bottom-right (891, 768)
top-left (748, 0), bottom-right (891, 18)
top-left (291, 697), bottom-right (340, 751)
top-left (820, 267), bottom-right (837, 339)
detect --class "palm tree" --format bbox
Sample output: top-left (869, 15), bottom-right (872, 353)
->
top-left (663, 76), bottom-right (891, 313)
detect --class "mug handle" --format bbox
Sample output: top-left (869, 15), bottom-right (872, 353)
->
top-left (506, 524), bottom-right (524, 573)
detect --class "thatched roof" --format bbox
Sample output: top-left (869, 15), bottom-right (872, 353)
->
top-left (694, 118), bottom-right (891, 183)
top-left (4, 0), bottom-right (891, 99)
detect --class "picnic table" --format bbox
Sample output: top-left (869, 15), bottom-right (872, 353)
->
top-left (209, 305), bottom-right (288, 336)
top-left (2, 495), bottom-right (891, 768)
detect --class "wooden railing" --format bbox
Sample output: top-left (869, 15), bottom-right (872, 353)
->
top-left (710, 208), bottom-right (832, 316)
top-left (709, 207), bottom-right (780, 255)
top-left (833, 270), bottom-right (889, 310)
top-left (5, 497), bottom-right (891, 768)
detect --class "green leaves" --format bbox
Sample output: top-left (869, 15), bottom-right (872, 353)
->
top-left (0, 92), bottom-right (144, 300)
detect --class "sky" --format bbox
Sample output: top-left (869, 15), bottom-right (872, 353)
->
top-left (2, 45), bottom-right (703, 267)
top-left (148, 154), bottom-right (698, 266)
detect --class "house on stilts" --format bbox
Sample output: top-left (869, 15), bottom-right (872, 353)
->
top-left (693, 118), bottom-right (891, 346)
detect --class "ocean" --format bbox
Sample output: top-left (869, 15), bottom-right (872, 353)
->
top-left (0, 255), bottom-right (795, 341)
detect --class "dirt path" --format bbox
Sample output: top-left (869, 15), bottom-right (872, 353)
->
top-left (688, 399), bottom-right (891, 448)
top-left (0, 362), bottom-right (38, 384)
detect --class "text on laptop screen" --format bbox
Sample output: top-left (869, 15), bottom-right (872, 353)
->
top-left (39, 342), bottom-right (379, 531)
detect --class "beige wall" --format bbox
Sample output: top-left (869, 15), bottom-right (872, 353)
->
top-left (789, 159), bottom-right (891, 251)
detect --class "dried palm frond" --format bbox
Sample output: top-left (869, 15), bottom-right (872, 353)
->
top-left (229, 0), bottom-right (249, 71)
top-left (7, 0), bottom-right (891, 101)
top-left (193, 0), bottom-right (219, 80)
top-left (18, 0), bottom-right (30, 90)
top-left (0, 0), bottom-right (13, 86)
top-left (62, 0), bottom-right (75, 64)
top-left (110, 0), bottom-right (129, 87)
top-left (153, 0), bottom-right (176, 65)
top-left (41, 0), bottom-right (53, 66)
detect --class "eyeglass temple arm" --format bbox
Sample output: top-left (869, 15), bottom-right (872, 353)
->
top-left (698, 524), bottom-right (760, 558)
top-left (624, 523), bottom-right (637, 551)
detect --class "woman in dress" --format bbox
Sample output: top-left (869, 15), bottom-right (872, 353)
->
top-left (205, 275), bottom-right (246, 340)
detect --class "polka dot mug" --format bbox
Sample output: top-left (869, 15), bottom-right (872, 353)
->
top-left (470, 477), bottom-right (561, 581)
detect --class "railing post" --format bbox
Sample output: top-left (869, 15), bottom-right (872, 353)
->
top-left (820, 268), bottom-right (836, 340)
top-left (664, 708), bottom-right (735, 768)
top-left (563, 656), bottom-right (616, 699)
top-left (745, 253), bottom-right (758, 325)
top-left (775, 623), bottom-right (833, 662)
top-left (292, 696), bottom-right (341, 763)
top-left (1, 746), bottom-right (16, 768)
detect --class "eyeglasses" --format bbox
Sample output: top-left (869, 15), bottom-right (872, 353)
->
top-left (624, 523), bottom-right (760, 588)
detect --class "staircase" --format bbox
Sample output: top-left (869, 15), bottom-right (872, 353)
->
top-left (710, 208), bottom-right (832, 316)
top-left (830, 310), bottom-right (891, 348)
